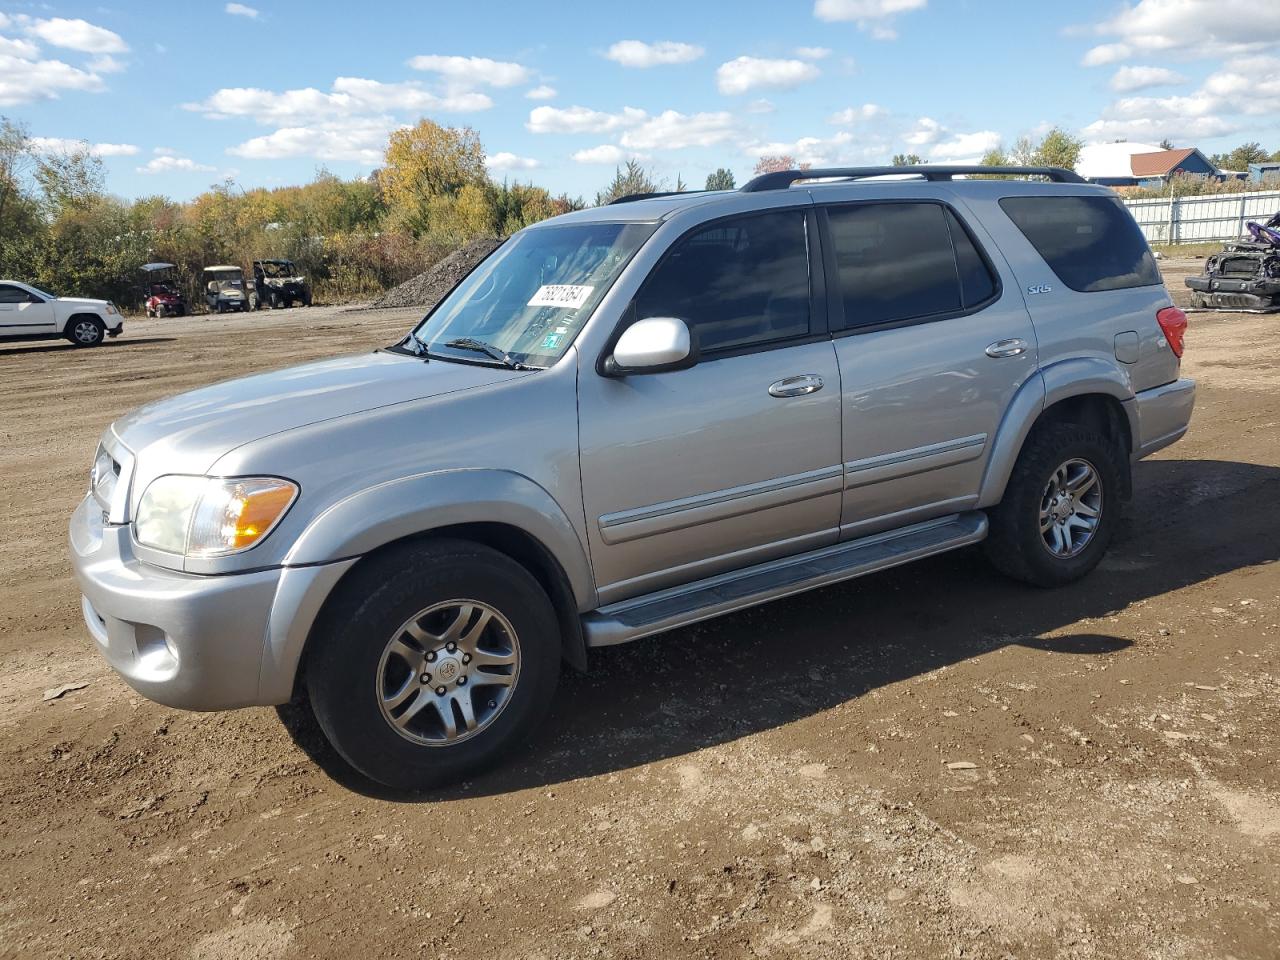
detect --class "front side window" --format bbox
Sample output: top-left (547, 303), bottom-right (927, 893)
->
top-left (636, 209), bottom-right (812, 353)
top-left (827, 201), bottom-right (981, 328)
top-left (1000, 195), bottom-right (1160, 293)
top-left (0, 284), bottom-right (26, 304)
top-left (413, 222), bottom-right (654, 367)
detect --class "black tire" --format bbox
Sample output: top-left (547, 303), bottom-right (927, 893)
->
top-left (304, 539), bottom-right (561, 790)
top-left (67, 315), bottom-right (105, 347)
top-left (983, 422), bottom-right (1120, 587)
top-left (269, 292), bottom-right (281, 310)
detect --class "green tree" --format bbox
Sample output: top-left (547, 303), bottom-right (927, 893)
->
top-left (1159, 138), bottom-right (1175, 150)
top-left (891, 153), bottom-right (923, 166)
top-left (34, 143), bottom-right (106, 214)
top-left (1220, 142), bottom-right (1267, 171)
top-left (705, 168), bottom-right (735, 190)
top-left (594, 160), bottom-right (662, 205)
top-left (980, 146), bottom-right (1009, 167)
top-left (1033, 127), bottom-right (1084, 170)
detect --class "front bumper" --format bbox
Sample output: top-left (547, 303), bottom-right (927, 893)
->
top-left (1133, 377), bottom-right (1195, 460)
top-left (1185, 274), bottom-right (1280, 296)
top-left (69, 494), bottom-right (353, 710)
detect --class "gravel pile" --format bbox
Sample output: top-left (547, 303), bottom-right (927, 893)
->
top-left (370, 237), bottom-right (504, 309)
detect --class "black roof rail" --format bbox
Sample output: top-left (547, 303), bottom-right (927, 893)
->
top-left (740, 165), bottom-right (1086, 192)
top-left (607, 190), bottom-right (714, 205)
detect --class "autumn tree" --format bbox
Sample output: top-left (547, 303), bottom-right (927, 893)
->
top-left (753, 155), bottom-right (810, 175)
top-left (891, 153), bottom-right (923, 166)
top-left (379, 119), bottom-right (488, 236)
top-left (1034, 127), bottom-right (1084, 170)
top-left (705, 168), bottom-right (735, 190)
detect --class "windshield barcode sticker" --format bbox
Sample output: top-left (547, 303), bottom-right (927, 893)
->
top-left (528, 284), bottom-right (594, 309)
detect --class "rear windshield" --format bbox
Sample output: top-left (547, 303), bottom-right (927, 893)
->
top-left (999, 195), bottom-right (1160, 293)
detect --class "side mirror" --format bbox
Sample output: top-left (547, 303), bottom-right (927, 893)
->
top-left (206, 281), bottom-right (218, 293)
top-left (606, 316), bottom-right (697, 375)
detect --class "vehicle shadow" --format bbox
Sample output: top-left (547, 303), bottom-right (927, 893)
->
top-left (278, 457), bottom-right (1280, 801)
top-left (0, 337), bottom-right (176, 358)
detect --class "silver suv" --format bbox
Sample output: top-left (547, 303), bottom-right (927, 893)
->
top-left (70, 166), bottom-right (1196, 789)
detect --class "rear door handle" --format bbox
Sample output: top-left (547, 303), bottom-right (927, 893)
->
top-left (985, 338), bottom-right (1028, 358)
top-left (768, 374), bottom-right (824, 398)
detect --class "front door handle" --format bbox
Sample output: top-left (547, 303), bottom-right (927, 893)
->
top-left (985, 338), bottom-right (1028, 359)
top-left (768, 374), bottom-right (824, 398)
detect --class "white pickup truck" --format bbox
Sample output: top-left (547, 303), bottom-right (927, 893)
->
top-left (0, 280), bottom-right (124, 347)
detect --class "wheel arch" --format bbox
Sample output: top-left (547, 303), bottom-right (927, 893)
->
top-left (62, 312), bottom-right (105, 337)
top-left (980, 359), bottom-right (1137, 506)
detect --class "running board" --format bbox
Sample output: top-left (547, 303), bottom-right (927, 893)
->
top-left (582, 511), bottom-right (987, 648)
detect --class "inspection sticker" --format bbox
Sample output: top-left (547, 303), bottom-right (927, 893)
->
top-left (528, 284), bottom-right (594, 309)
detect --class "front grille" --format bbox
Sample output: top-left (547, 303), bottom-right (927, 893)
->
top-left (1219, 256), bottom-right (1264, 279)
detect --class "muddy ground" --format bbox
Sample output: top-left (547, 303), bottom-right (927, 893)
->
top-left (0, 259), bottom-right (1276, 960)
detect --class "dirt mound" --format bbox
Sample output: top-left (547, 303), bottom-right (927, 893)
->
top-left (370, 236), bottom-right (503, 310)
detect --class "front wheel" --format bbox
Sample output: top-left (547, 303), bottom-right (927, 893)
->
top-left (68, 316), bottom-right (105, 347)
top-left (304, 540), bottom-right (561, 790)
top-left (984, 423), bottom-right (1120, 587)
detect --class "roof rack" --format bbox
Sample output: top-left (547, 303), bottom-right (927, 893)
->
top-left (740, 165), bottom-right (1086, 192)
top-left (608, 190), bottom-right (714, 205)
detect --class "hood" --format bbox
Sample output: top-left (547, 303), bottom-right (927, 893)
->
top-left (58, 296), bottom-right (109, 307)
top-left (113, 350), bottom-right (527, 476)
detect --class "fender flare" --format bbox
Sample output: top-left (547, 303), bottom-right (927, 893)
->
top-left (283, 468), bottom-right (596, 610)
top-left (978, 358), bottom-right (1136, 506)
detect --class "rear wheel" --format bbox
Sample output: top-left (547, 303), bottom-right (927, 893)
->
top-left (67, 316), bottom-right (105, 347)
top-left (304, 540), bottom-right (561, 790)
top-left (984, 423), bottom-right (1120, 587)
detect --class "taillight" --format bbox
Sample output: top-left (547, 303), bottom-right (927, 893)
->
top-left (1156, 306), bottom-right (1187, 358)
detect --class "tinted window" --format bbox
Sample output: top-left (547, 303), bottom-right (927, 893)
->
top-left (946, 209), bottom-right (998, 308)
top-left (637, 210), bottom-right (810, 352)
top-left (827, 202), bottom-right (963, 327)
top-left (0, 284), bottom-right (31, 304)
top-left (1000, 195), bottom-right (1160, 293)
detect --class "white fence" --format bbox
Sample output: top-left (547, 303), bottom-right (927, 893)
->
top-left (1122, 190), bottom-right (1280, 245)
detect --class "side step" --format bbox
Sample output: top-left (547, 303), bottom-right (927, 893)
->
top-left (582, 511), bottom-right (988, 648)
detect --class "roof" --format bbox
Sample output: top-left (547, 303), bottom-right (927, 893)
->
top-left (1076, 142), bottom-right (1164, 179)
top-left (203, 264), bottom-right (242, 272)
top-left (1130, 147), bottom-right (1200, 178)
top-left (141, 262), bottom-right (176, 271)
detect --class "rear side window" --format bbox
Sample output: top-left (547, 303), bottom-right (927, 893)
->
top-left (1000, 195), bottom-right (1160, 293)
top-left (826, 201), bottom-right (998, 328)
top-left (637, 210), bottom-right (811, 353)
top-left (0, 284), bottom-right (30, 304)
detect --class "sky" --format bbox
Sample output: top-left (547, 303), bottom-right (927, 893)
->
top-left (2, 0), bottom-right (1279, 201)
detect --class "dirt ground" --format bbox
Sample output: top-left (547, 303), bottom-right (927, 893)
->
top-left (0, 259), bottom-right (1277, 960)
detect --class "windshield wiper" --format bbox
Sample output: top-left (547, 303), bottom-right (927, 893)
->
top-left (442, 337), bottom-right (526, 370)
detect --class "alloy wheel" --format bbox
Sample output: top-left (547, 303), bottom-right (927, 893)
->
top-left (1038, 457), bottom-right (1103, 558)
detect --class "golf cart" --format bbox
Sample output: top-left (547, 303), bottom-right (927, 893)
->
top-left (203, 265), bottom-right (250, 313)
top-left (141, 263), bottom-right (187, 318)
top-left (253, 258), bottom-right (312, 309)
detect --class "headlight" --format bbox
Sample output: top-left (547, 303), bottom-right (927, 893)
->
top-left (134, 475), bottom-right (298, 557)
top-left (104, 304), bottom-right (118, 315)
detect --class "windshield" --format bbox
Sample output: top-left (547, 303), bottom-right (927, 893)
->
top-left (411, 221), bottom-right (654, 367)
top-left (258, 262), bottom-right (294, 277)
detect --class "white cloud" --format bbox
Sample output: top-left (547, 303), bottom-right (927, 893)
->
top-left (715, 56), bottom-right (820, 95)
top-left (744, 132), bottom-right (854, 167)
top-left (525, 84), bottom-right (556, 100)
top-left (0, 53), bottom-right (105, 106)
top-left (619, 110), bottom-right (739, 150)
top-left (829, 103), bottom-right (885, 124)
top-left (572, 144), bottom-right (628, 165)
top-left (0, 35), bottom-right (39, 59)
top-left (137, 154), bottom-right (216, 174)
top-left (186, 77), bottom-right (492, 124)
top-left (29, 136), bottom-right (138, 156)
top-left (485, 151), bottom-right (539, 171)
top-left (406, 54), bottom-right (531, 88)
top-left (904, 116), bottom-right (942, 146)
top-left (1081, 43), bottom-right (1131, 67)
top-left (604, 40), bottom-right (704, 68)
top-left (88, 54), bottom-right (127, 74)
top-left (795, 46), bottom-right (832, 60)
top-left (1085, 52), bottom-right (1280, 142)
top-left (747, 98), bottom-right (775, 114)
top-left (812, 0), bottom-right (927, 39)
top-left (526, 104), bottom-right (646, 134)
top-left (1092, 0), bottom-right (1280, 59)
top-left (24, 17), bottom-right (127, 54)
top-left (929, 130), bottom-right (1001, 159)
top-left (227, 119), bottom-right (395, 164)
top-left (225, 3), bottom-right (260, 18)
top-left (1110, 65), bottom-right (1186, 92)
